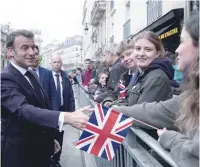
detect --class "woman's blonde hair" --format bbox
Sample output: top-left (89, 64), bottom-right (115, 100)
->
top-left (133, 31), bottom-right (166, 58)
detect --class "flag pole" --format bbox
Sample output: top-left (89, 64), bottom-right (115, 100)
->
top-left (133, 118), bottom-right (159, 130)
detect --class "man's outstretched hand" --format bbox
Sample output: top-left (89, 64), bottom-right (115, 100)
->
top-left (64, 106), bottom-right (93, 130)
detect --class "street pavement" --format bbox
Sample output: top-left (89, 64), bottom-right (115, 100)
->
top-left (60, 124), bottom-right (84, 167)
top-left (60, 93), bottom-right (85, 167)
top-left (59, 85), bottom-right (97, 167)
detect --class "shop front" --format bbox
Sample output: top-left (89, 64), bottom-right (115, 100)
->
top-left (130, 8), bottom-right (184, 54)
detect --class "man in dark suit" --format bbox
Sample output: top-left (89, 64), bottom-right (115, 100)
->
top-left (50, 55), bottom-right (75, 165)
top-left (1, 29), bottom-right (92, 167)
top-left (30, 45), bottom-right (57, 109)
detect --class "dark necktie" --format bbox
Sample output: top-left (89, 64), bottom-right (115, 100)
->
top-left (32, 68), bottom-right (39, 80)
top-left (25, 71), bottom-right (44, 104)
top-left (55, 74), bottom-right (61, 107)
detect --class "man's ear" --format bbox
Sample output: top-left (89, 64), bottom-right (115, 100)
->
top-left (7, 48), bottom-right (14, 60)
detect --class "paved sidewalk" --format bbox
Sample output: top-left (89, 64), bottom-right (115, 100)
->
top-left (60, 125), bottom-right (84, 167)
top-left (60, 85), bottom-right (96, 167)
top-left (60, 91), bottom-right (84, 167)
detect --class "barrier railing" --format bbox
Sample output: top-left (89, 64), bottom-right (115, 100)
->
top-left (73, 84), bottom-right (178, 167)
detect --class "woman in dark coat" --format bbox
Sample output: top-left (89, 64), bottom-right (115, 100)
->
top-left (113, 31), bottom-right (174, 142)
top-left (126, 31), bottom-right (174, 106)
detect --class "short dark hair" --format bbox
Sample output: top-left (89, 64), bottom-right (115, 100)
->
top-left (6, 29), bottom-right (34, 48)
top-left (76, 67), bottom-right (82, 72)
top-left (35, 45), bottom-right (40, 54)
top-left (84, 58), bottom-right (91, 62)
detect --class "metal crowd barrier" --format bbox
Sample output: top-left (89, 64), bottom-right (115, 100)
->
top-left (73, 84), bottom-right (178, 167)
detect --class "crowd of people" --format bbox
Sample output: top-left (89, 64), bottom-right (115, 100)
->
top-left (71, 33), bottom-right (182, 105)
top-left (68, 13), bottom-right (199, 167)
top-left (1, 12), bottom-right (199, 167)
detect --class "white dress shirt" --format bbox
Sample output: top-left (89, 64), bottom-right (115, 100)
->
top-left (11, 62), bottom-right (32, 86)
top-left (52, 71), bottom-right (64, 106)
top-left (11, 62), bottom-right (65, 132)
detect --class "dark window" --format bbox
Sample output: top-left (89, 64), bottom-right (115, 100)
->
top-left (190, 0), bottom-right (199, 14)
top-left (110, 0), bottom-right (114, 11)
top-left (123, 19), bottom-right (131, 39)
top-left (147, 0), bottom-right (162, 25)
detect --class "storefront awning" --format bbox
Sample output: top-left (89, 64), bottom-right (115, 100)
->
top-left (155, 22), bottom-right (174, 36)
top-left (129, 8), bottom-right (184, 39)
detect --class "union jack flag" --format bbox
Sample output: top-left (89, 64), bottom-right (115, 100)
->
top-left (76, 103), bottom-right (134, 161)
top-left (118, 80), bottom-right (126, 99)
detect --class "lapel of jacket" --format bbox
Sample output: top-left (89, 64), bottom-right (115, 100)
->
top-left (61, 70), bottom-right (66, 93)
top-left (9, 64), bottom-right (47, 108)
top-left (38, 66), bottom-right (44, 84)
top-left (38, 67), bottom-right (51, 108)
top-left (51, 71), bottom-right (57, 89)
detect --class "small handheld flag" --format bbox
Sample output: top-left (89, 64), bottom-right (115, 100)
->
top-left (118, 80), bottom-right (126, 99)
top-left (75, 103), bottom-right (134, 161)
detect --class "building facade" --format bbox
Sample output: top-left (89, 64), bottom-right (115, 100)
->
top-left (42, 35), bottom-right (83, 70)
top-left (30, 29), bottom-right (43, 50)
top-left (82, 0), bottom-right (107, 60)
top-left (0, 24), bottom-right (10, 70)
top-left (82, 0), bottom-right (198, 60)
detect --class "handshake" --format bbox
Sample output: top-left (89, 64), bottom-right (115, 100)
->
top-left (63, 106), bottom-right (93, 130)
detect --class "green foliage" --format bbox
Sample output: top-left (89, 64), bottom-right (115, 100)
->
top-left (38, 54), bottom-right (43, 65)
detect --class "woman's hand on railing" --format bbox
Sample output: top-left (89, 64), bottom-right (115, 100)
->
top-left (103, 101), bottom-right (113, 108)
top-left (157, 127), bottom-right (167, 137)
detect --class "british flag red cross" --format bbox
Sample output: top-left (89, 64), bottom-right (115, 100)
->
top-left (118, 80), bottom-right (126, 99)
top-left (76, 103), bottom-right (134, 161)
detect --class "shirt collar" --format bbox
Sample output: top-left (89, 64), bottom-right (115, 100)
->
top-left (53, 71), bottom-right (61, 76)
top-left (29, 66), bottom-right (39, 71)
top-left (128, 69), bottom-right (132, 75)
top-left (86, 68), bottom-right (92, 71)
top-left (11, 62), bottom-right (27, 76)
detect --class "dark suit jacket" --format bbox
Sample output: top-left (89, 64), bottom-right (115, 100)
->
top-left (38, 66), bottom-right (57, 109)
top-left (106, 58), bottom-right (128, 91)
top-left (1, 64), bottom-right (60, 167)
top-left (51, 70), bottom-right (75, 111)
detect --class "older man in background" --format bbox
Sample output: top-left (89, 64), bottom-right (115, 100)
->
top-left (50, 55), bottom-right (75, 166)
